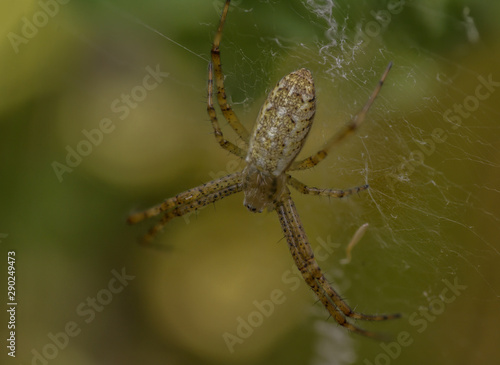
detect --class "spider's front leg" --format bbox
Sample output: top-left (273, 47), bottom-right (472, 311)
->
top-left (127, 172), bottom-right (243, 245)
top-left (275, 190), bottom-right (399, 339)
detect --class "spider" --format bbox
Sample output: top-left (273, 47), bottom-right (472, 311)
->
top-left (128, 0), bottom-right (400, 338)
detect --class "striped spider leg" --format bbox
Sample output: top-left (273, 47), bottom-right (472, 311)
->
top-left (127, 0), bottom-right (399, 338)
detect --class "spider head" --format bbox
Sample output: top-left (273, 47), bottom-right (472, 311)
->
top-left (242, 165), bottom-right (287, 213)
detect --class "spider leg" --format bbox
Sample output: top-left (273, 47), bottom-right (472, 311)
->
top-left (208, 63), bottom-right (247, 158)
top-left (282, 192), bottom-right (399, 321)
top-left (127, 172), bottom-right (243, 224)
top-left (287, 175), bottom-right (369, 198)
top-left (275, 190), bottom-right (399, 338)
top-left (210, 0), bottom-right (251, 144)
top-left (139, 181), bottom-right (243, 245)
top-left (289, 62), bottom-right (392, 171)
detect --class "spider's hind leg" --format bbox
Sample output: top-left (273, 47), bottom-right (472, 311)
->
top-left (289, 62), bottom-right (392, 171)
top-left (209, 0), bottom-right (251, 148)
top-left (207, 63), bottom-right (247, 158)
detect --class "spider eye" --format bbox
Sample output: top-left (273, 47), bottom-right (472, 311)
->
top-left (244, 203), bottom-right (262, 213)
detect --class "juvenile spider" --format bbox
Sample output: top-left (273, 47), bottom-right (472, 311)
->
top-left (128, 0), bottom-right (399, 338)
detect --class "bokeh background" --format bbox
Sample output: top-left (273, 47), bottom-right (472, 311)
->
top-left (1, 0), bottom-right (500, 364)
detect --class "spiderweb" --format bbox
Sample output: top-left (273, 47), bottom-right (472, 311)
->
top-left (49, 0), bottom-right (500, 363)
top-left (217, 3), bottom-right (500, 363)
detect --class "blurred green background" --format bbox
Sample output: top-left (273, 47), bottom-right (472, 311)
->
top-left (1, 0), bottom-right (500, 364)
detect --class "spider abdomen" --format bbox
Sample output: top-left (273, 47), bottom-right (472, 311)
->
top-left (246, 68), bottom-right (316, 176)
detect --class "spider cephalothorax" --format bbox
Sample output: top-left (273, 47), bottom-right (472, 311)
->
top-left (241, 165), bottom-right (287, 213)
top-left (128, 0), bottom-right (399, 338)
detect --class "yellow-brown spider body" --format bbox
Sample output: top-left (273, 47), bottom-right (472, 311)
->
top-left (243, 68), bottom-right (316, 212)
top-left (128, 0), bottom-right (399, 339)
top-left (247, 68), bottom-right (316, 176)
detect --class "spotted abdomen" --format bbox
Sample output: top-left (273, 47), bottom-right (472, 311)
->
top-left (246, 68), bottom-right (316, 176)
